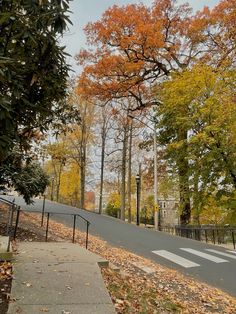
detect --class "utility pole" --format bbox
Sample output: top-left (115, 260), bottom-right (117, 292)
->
top-left (153, 126), bottom-right (159, 230)
top-left (135, 165), bottom-right (141, 226)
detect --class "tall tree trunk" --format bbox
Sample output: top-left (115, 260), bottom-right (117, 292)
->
top-left (53, 163), bottom-right (63, 203)
top-left (120, 126), bottom-right (128, 220)
top-left (127, 122), bottom-right (133, 223)
top-left (80, 144), bottom-right (86, 208)
top-left (99, 115), bottom-right (107, 214)
top-left (177, 130), bottom-right (191, 225)
top-left (192, 158), bottom-right (202, 225)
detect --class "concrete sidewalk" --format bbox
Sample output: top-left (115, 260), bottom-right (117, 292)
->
top-left (8, 242), bottom-right (116, 314)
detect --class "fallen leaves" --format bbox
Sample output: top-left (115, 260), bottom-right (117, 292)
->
top-left (0, 262), bottom-right (12, 280)
top-left (1, 206), bottom-right (236, 314)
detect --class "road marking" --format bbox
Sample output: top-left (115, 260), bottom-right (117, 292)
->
top-left (206, 249), bottom-right (236, 260)
top-left (152, 250), bottom-right (200, 268)
top-left (227, 250), bottom-right (236, 254)
top-left (180, 248), bottom-right (228, 263)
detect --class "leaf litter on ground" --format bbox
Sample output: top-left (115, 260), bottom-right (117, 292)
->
top-left (1, 206), bottom-right (236, 313)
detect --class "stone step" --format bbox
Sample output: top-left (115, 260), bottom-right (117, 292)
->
top-left (0, 236), bottom-right (13, 261)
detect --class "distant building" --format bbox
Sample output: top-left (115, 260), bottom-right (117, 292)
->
top-left (94, 191), bottom-right (110, 213)
top-left (158, 196), bottom-right (179, 226)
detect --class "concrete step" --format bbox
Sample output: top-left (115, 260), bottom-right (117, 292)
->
top-left (8, 242), bottom-right (116, 314)
top-left (0, 236), bottom-right (13, 261)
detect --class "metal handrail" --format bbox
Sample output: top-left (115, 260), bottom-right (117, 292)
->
top-left (0, 196), bottom-right (15, 205)
top-left (1, 197), bottom-right (91, 249)
top-left (44, 210), bottom-right (91, 225)
top-left (0, 197), bottom-right (17, 252)
top-left (13, 208), bottom-right (90, 249)
top-left (161, 225), bottom-right (236, 250)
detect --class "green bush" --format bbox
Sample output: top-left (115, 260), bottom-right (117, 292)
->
top-left (105, 203), bottom-right (120, 218)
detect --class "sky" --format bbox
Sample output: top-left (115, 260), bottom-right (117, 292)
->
top-left (61, 0), bottom-right (220, 74)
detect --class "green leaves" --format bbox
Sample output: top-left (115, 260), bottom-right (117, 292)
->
top-left (0, 0), bottom-right (72, 202)
top-left (0, 0), bottom-right (72, 160)
top-left (156, 64), bottom-right (236, 223)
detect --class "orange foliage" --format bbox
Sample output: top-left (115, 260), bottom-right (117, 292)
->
top-left (76, 0), bottom-right (236, 109)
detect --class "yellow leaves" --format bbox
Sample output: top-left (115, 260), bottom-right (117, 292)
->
top-left (59, 163), bottom-right (80, 201)
top-left (108, 192), bottom-right (121, 209)
top-left (199, 196), bottom-right (227, 225)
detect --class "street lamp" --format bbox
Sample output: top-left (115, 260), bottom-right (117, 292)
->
top-left (153, 126), bottom-right (161, 231)
top-left (128, 113), bottom-right (160, 230)
top-left (135, 174), bottom-right (141, 226)
top-left (51, 177), bottom-right (55, 201)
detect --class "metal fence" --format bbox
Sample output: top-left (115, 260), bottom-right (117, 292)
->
top-left (0, 197), bottom-right (91, 249)
top-left (161, 225), bottom-right (236, 249)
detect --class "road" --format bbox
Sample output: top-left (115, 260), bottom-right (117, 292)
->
top-left (3, 196), bottom-right (236, 297)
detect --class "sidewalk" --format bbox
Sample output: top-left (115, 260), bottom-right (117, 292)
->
top-left (8, 242), bottom-right (116, 314)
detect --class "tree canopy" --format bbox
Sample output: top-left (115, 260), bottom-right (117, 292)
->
top-left (75, 0), bottom-right (236, 225)
top-left (0, 0), bottom-right (72, 162)
top-left (0, 0), bottom-right (73, 202)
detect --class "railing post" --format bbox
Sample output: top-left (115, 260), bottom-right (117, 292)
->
top-left (217, 229), bottom-right (220, 244)
top-left (41, 195), bottom-right (46, 227)
top-left (212, 229), bottom-right (215, 244)
top-left (86, 222), bottom-right (89, 249)
top-left (232, 231), bottom-right (235, 250)
top-left (6, 200), bottom-right (15, 235)
top-left (10, 203), bottom-right (16, 230)
top-left (72, 215), bottom-right (76, 243)
top-left (13, 209), bottom-right (20, 240)
top-left (45, 213), bottom-right (50, 242)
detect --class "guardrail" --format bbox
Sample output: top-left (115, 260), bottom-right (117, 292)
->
top-left (0, 197), bottom-right (90, 249)
top-left (161, 225), bottom-right (236, 249)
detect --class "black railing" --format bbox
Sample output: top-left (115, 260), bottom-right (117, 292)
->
top-left (0, 198), bottom-right (90, 249)
top-left (161, 225), bottom-right (236, 249)
top-left (0, 196), bottom-right (18, 251)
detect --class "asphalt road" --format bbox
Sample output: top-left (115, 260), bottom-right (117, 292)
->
top-left (3, 196), bottom-right (236, 297)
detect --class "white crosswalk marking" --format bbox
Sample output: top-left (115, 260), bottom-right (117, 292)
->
top-left (206, 249), bottom-right (236, 260)
top-left (227, 250), bottom-right (236, 254)
top-left (180, 248), bottom-right (228, 263)
top-left (152, 250), bottom-right (200, 268)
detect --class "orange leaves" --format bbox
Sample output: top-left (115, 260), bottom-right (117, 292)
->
top-left (76, 0), bottom-right (236, 110)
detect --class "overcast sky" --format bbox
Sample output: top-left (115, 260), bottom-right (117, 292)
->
top-left (61, 0), bottom-right (220, 74)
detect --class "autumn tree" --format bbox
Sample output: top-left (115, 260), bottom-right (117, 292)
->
top-left (157, 64), bottom-right (236, 224)
top-left (76, 0), bottom-right (236, 224)
top-left (94, 103), bottom-right (113, 214)
top-left (66, 92), bottom-right (95, 209)
top-left (46, 140), bottom-right (68, 202)
top-left (77, 0), bottom-right (227, 107)
top-left (59, 163), bottom-right (80, 206)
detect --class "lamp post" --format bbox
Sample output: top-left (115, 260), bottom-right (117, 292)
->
top-left (135, 174), bottom-right (141, 226)
top-left (128, 113), bottom-right (160, 230)
top-left (153, 125), bottom-right (161, 230)
top-left (51, 177), bottom-right (55, 201)
top-left (41, 194), bottom-right (46, 227)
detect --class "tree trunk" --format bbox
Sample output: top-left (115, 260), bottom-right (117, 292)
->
top-left (127, 122), bottom-right (133, 223)
top-left (120, 126), bottom-right (128, 220)
top-left (80, 144), bottom-right (86, 208)
top-left (177, 130), bottom-right (191, 225)
top-left (99, 114), bottom-right (108, 214)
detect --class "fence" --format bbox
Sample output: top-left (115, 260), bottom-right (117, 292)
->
top-left (161, 225), bottom-right (236, 249)
top-left (0, 197), bottom-right (91, 249)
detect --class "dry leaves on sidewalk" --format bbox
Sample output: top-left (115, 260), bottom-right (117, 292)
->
top-left (8, 210), bottom-right (236, 313)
